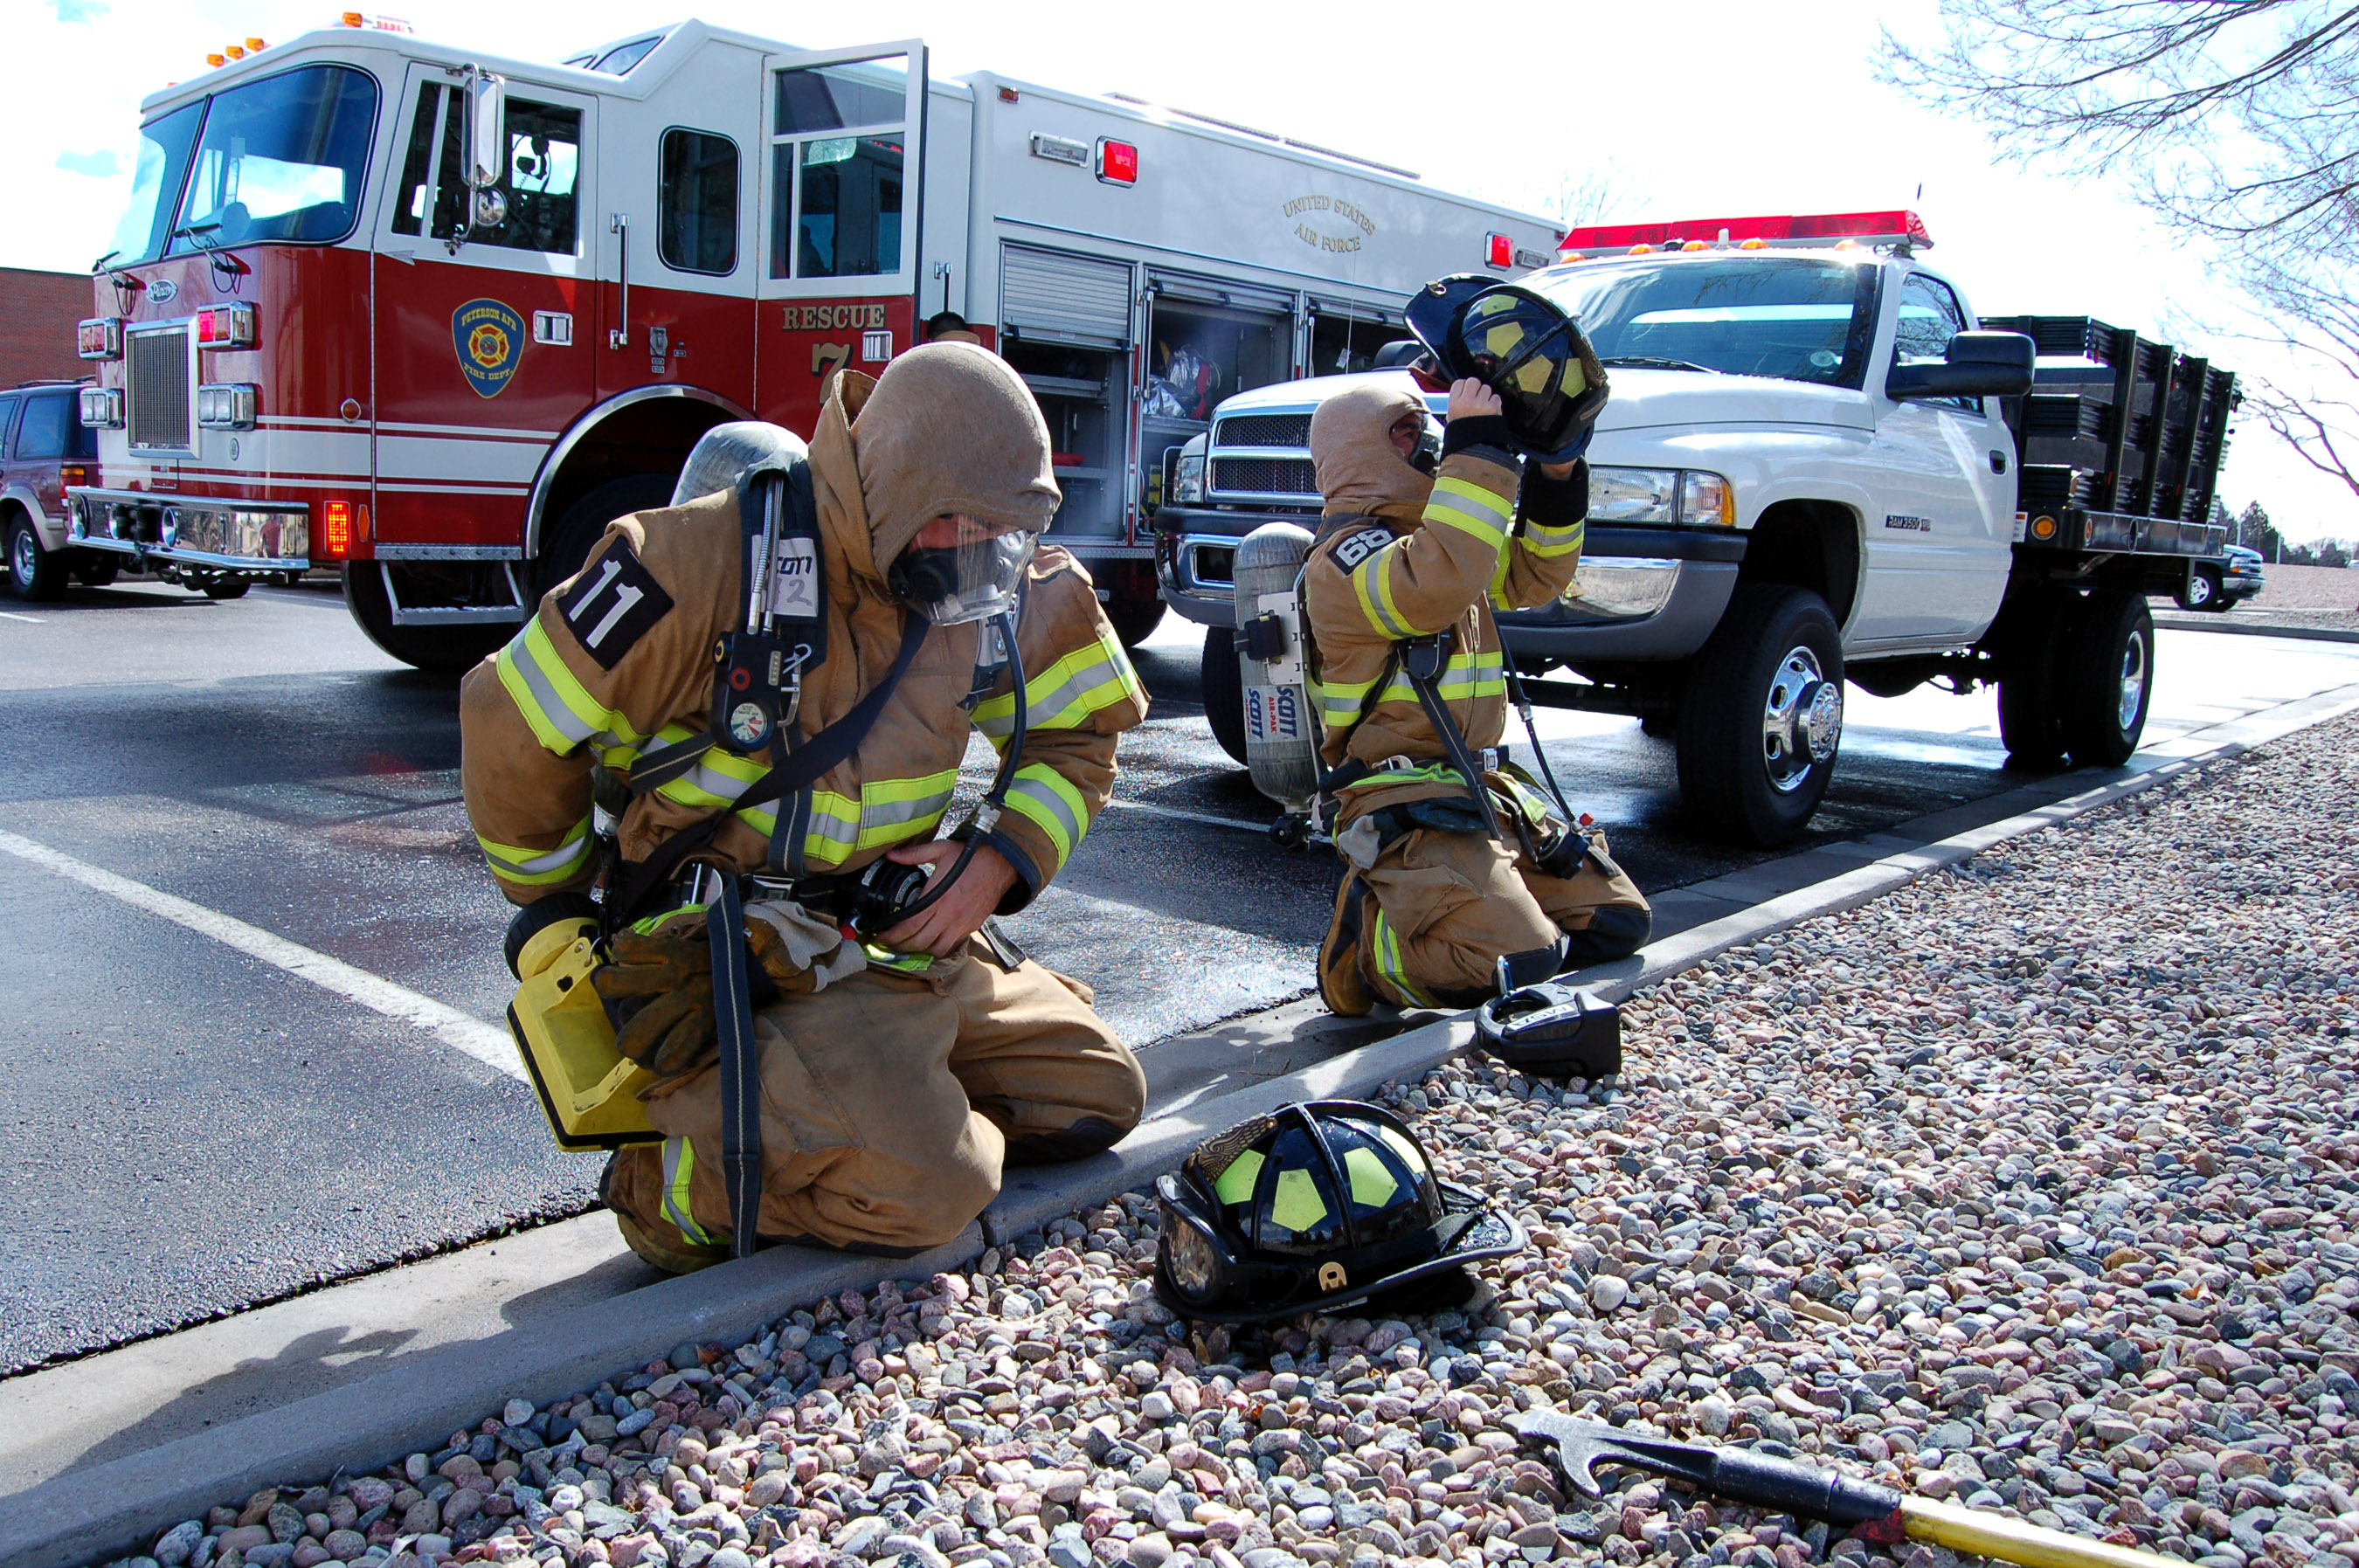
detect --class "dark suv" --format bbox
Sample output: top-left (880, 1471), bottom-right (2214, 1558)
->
top-left (2, 381), bottom-right (112, 601)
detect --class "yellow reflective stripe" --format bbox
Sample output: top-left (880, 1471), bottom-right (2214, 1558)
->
top-left (1352, 549), bottom-right (1419, 639)
top-left (1337, 762), bottom-right (1465, 793)
top-left (661, 1136), bottom-right (716, 1247)
top-left (631, 901), bottom-right (708, 936)
top-left (650, 726), bottom-right (769, 812)
top-left (1213, 1148), bottom-right (1265, 1205)
top-left (477, 813), bottom-right (593, 885)
top-left (494, 618), bottom-right (645, 757)
top-left (974, 628), bottom-right (1145, 742)
top-left (861, 942), bottom-right (935, 973)
top-left (1373, 646), bottom-right (1505, 706)
top-left (1344, 1145), bottom-right (1399, 1207)
top-left (1522, 517), bottom-right (1586, 560)
top-left (1005, 763), bottom-right (1088, 868)
top-left (1269, 1167), bottom-right (1329, 1233)
top-left (1368, 907), bottom-right (1434, 1008)
top-left (798, 770), bottom-right (958, 868)
top-left (1314, 673), bottom-right (1380, 728)
top-left (1425, 476), bottom-right (1512, 549)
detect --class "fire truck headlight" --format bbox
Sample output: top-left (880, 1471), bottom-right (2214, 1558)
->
top-left (197, 383), bottom-right (259, 432)
top-left (80, 387), bottom-right (124, 430)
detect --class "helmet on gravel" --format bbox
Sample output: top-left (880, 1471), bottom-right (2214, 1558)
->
top-left (1152, 1100), bottom-right (1525, 1323)
top-left (1407, 276), bottom-right (1609, 465)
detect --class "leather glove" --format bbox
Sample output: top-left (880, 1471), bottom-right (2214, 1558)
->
top-left (744, 915), bottom-right (835, 998)
top-left (592, 931), bottom-right (716, 1075)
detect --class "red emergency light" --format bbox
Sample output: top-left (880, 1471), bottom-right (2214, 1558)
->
top-left (196, 302), bottom-right (259, 349)
top-left (1096, 139), bottom-right (1138, 186)
top-left (1560, 210), bottom-right (1934, 253)
top-left (322, 501), bottom-right (351, 558)
top-left (1484, 232), bottom-right (1515, 270)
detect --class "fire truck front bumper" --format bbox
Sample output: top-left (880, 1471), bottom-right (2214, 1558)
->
top-left (69, 489), bottom-right (310, 574)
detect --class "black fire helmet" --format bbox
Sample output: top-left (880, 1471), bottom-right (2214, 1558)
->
top-left (1406, 275), bottom-right (1610, 465)
top-left (1152, 1099), bottom-right (1525, 1323)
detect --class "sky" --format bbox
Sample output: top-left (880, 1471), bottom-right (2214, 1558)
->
top-left (12, 0), bottom-right (2355, 543)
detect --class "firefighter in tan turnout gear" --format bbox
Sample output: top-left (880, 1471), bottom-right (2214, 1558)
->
top-left (1306, 362), bottom-right (1651, 1016)
top-left (460, 344), bottom-right (1148, 1273)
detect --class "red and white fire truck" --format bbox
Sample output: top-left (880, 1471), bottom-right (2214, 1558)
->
top-left (67, 17), bottom-right (1562, 667)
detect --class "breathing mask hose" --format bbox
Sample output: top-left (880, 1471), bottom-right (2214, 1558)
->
top-left (1503, 660), bottom-right (1578, 826)
top-left (860, 608), bottom-right (1029, 933)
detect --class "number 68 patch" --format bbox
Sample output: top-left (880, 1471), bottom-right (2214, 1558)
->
top-left (560, 542), bottom-right (675, 669)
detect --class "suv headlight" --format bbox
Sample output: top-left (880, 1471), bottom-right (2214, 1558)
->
top-left (1588, 466), bottom-right (1733, 526)
top-left (1171, 445), bottom-right (1207, 506)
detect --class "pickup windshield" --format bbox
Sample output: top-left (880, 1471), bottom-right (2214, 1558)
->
top-left (1531, 256), bottom-right (1881, 388)
top-left (163, 66), bottom-right (378, 255)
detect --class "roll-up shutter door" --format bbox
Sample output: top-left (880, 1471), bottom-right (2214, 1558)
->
top-left (1001, 245), bottom-right (1133, 349)
top-left (1309, 294), bottom-right (1406, 327)
top-left (1151, 271), bottom-right (1297, 318)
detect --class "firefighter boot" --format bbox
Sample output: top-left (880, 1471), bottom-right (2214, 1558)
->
top-left (601, 1145), bottom-right (732, 1275)
top-left (1318, 874), bottom-right (1377, 1018)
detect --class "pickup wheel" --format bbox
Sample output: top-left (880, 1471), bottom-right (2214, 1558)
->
top-left (343, 563), bottom-right (514, 673)
top-left (1674, 584), bottom-right (1844, 846)
top-left (2058, 588), bottom-right (2154, 768)
top-left (7, 516), bottom-right (67, 602)
top-left (200, 577), bottom-right (251, 600)
top-left (1200, 625), bottom-right (1249, 766)
top-left (2176, 566), bottom-right (2220, 612)
top-left (1995, 586), bottom-right (2071, 770)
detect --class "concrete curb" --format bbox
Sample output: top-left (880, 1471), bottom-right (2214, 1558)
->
top-left (2152, 612), bottom-right (2359, 644)
top-left (13, 679), bottom-right (2358, 1568)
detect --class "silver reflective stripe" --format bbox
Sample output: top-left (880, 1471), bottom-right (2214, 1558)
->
top-left (484, 830), bottom-right (590, 880)
top-left (1009, 773), bottom-right (1083, 848)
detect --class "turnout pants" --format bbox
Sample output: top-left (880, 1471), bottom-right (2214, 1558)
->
top-left (1327, 823), bottom-right (1650, 1012)
top-left (603, 942), bottom-right (1145, 1268)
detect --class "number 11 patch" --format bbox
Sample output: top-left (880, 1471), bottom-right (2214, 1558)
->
top-left (560, 542), bottom-right (675, 669)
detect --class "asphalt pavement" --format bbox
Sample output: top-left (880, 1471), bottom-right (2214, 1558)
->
top-left (3, 579), bottom-right (2354, 1372)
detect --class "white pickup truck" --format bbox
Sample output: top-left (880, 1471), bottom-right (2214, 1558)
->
top-left (1152, 210), bottom-right (2238, 846)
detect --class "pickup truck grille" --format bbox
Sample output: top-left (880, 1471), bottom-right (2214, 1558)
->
top-left (127, 326), bottom-right (191, 451)
top-left (1215, 412), bottom-right (1311, 449)
top-left (1211, 456), bottom-right (1316, 496)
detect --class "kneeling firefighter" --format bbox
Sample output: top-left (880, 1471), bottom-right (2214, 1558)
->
top-left (1303, 279), bottom-right (1652, 1014)
top-left (459, 344), bottom-right (1150, 1273)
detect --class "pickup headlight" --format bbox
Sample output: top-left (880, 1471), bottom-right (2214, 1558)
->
top-left (1588, 466), bottom-right (1734, 526)
top-left (1171, 449), bottom-right (1207, 506)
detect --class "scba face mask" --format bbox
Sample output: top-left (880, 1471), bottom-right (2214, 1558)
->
top-left (890, 525), bottom-right (1039, 625)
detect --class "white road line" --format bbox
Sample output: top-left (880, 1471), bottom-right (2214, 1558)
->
top-left (1103, 799), bottom-right (1273, 833)
top-left (0, 829), bottom-right (525, 1081)
top-left (0, 611), bottom-right (43, 624)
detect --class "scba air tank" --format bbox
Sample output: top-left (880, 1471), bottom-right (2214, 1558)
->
top-left (1232, 522), bottom-right (1322, 820)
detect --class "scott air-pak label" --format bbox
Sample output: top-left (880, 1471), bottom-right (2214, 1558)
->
top-left (1246, 684), bottom-right (1303, 743)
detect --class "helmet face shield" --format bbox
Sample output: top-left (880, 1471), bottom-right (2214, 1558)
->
top-left (891, 524), bottom-right (1039, 625)
top-left (1408, 277), bottom-right (1610, 465)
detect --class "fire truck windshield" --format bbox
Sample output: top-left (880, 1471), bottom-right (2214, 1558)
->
top-left (1531, 256), bottom-right (1882, 389)
top-left (105, 100), bottom-right (204, 266)
top-left (157, 65), bottom-right (380, 256)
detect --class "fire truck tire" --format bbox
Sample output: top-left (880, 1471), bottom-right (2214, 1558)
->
top-left (1200, 625), bottom-right (1249, 767)
top-left (1994, 586), bottom-right (2071, 770)
top-left (536, 474), bottom-right (676, 598)
top-left (1103, 599), bottom-right (1166, 650)
top-left (7, 516), bottom-right (68, 602)
top-left (2058, 587), bottom-right (2153, 770)
top-left (342, 563), bottom-right (513, 673)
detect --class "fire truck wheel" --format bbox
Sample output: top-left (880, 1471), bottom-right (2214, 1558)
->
top-left (1200, 625), bottom-right (1249, 767)
top-left (342, 563), bottom-right (513, 673)
top-left (536, 474), bottom-right (677, 598)
top-left (1104, 599), bottom-right (1166, 650)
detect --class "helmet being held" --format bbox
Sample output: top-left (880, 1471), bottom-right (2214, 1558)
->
top-left (1407, 276), bottom-right (1610, 465)
top-left (1153, 1099), bottom-right (1525, 1323)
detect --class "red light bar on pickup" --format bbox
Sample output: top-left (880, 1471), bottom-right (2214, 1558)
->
top-left (1561, 210), bottom-right (1933, 253)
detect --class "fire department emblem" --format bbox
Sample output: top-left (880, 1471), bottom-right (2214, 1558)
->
top-left (452, 299), bottom-right (527, 398)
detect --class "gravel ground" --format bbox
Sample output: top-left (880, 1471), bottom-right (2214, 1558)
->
top-left (103, 716), bottom-right (2359, 1568)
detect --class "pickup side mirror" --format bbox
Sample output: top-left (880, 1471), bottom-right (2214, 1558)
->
top-left (1886, 330), bottom-right (2036, 399)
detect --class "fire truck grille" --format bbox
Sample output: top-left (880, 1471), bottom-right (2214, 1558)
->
top-left (1211, 456), bottom-right (1317, 496)
top-left (128, 328), bottom-right (191, 451)
top-left (1214, 413), bottom-right (1312, 448)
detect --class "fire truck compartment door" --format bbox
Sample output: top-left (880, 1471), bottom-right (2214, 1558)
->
top-left (758, 40), bottom-right (928, 304)
top-left (1001, 247), bottom-right (1134, 349)
top-left (1148, 273), bottom-right (1296, 319)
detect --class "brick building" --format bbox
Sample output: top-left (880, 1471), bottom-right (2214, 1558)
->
top-left (0, 266), bottom-right (92, 390)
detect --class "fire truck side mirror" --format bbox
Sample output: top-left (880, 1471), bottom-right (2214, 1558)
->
top-left (466, 71), bottom-right (508, 190)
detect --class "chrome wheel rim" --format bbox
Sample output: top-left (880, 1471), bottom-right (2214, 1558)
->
top-left (9, 529), bottom-right (31, 584)
top-left (2118, 628), bottom-right (2148, 730)
top-left (1761, 646), bottom-right (1841, 794)
top-left (2188, 573), bottom-right (2213, 606)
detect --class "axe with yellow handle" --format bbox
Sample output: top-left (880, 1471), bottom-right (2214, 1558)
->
top-left (1511, 1410), bottom-right (2178, 1568)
